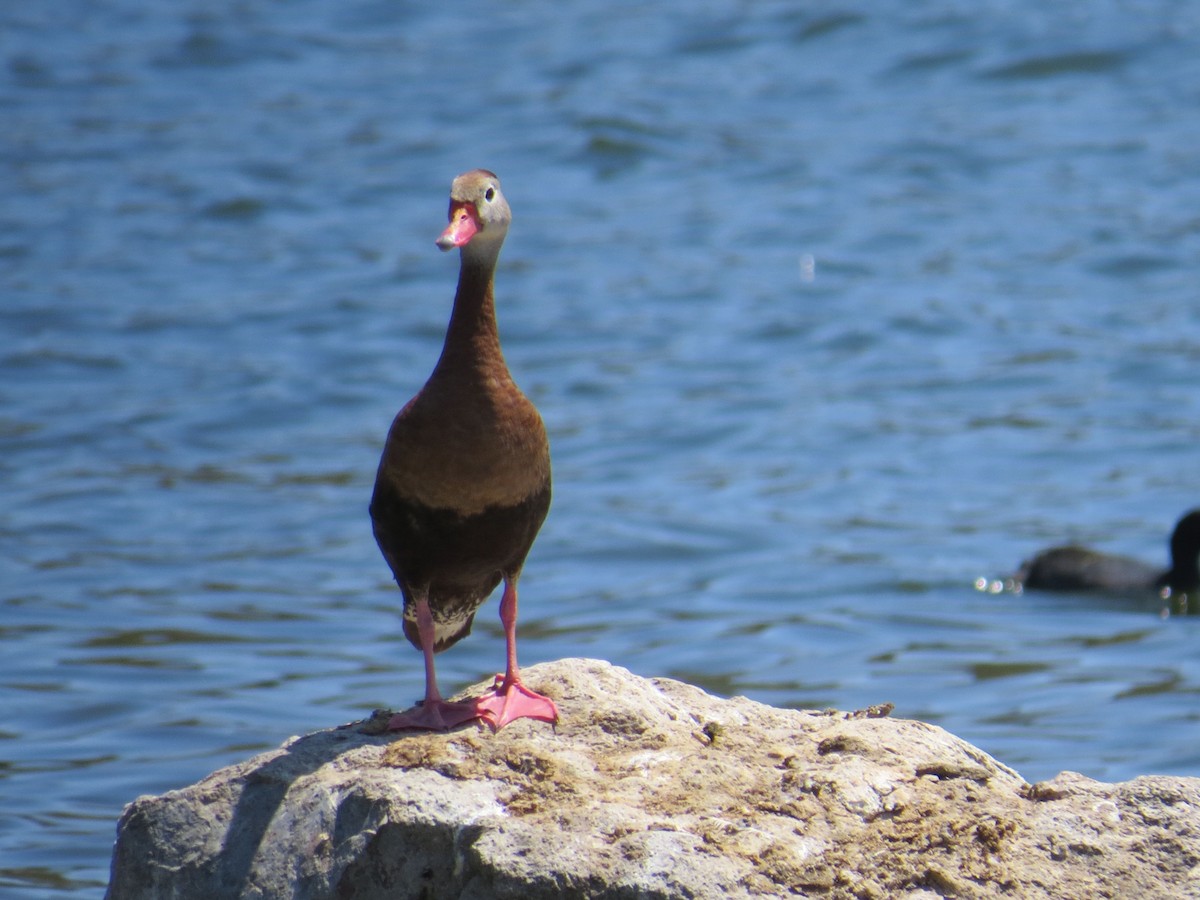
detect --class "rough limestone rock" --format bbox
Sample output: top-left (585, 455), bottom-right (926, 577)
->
top-left (106, 658), bottom-right (1200, 899)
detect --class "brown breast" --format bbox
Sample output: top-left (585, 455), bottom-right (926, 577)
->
top-left (376, 366), bottom-right (550, 517)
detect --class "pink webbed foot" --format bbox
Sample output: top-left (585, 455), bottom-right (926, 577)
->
top-left (474, 675), bottom-right (559, 732)
top-left (386, 699), bottom-right (496, 732)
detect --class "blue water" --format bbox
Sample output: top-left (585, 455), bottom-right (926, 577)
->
top-left (5, 1), bottom-right (1200, 894)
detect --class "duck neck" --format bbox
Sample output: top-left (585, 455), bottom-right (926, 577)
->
top-left (438, 256), bottom-right (505, 372)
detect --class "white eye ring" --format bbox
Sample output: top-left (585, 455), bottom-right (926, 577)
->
top-left (484, 186), bottom-right (496, 202)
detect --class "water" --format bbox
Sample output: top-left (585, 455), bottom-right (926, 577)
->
top-left (4, 1), bottom-right (1200, 894)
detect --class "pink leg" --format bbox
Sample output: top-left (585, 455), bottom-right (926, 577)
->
top-left (475, 576), bottom-right (559, 731)
top-left (387, 594), bottom-right (491, 732)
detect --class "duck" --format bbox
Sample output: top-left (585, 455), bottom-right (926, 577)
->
top-left (369, 169), bottom-right (558, 732)
top-left (1012, 509), bottom-right (1200, 601)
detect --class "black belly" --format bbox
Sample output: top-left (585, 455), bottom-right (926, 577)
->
top-left (369, 481), bottom-right (551, 651)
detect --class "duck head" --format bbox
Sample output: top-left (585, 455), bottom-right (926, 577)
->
top-left (436, 169), bottom-right (511, 262)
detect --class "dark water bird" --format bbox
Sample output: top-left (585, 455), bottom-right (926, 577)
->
top-left (1012, 509), bottom-right (1200, 600)
top-left (369, 169), bottom-right (558, 732)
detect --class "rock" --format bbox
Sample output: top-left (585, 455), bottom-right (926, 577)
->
top-left (106, 658), bottom-right (1200, 899)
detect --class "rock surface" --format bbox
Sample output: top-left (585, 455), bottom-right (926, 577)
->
top-left (106, 658), bottom-right (1200, 899)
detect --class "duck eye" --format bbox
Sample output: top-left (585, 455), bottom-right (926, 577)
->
top-left (484, 187), bottom-right (495, 202)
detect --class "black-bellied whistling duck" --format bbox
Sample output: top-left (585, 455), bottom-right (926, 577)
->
top-left (1012, 508), bottom-right (1200, 602)
top-left (369, 169), bottom-right (558, 731)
